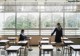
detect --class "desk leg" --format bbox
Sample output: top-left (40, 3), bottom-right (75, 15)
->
top-left (20, 48), bottom-right (21, 56)
top-left (24, 46), bottom-right (26, 56)
top-left (62, 45), bottom-right (64, 54)
top-left (51, 50), bottom-right (53, 56)
top-left (39, 49), bottom-right (41, 56)
top-left (75, 51), bottom-right (77, 56)
top-left (70, 47), bottom-right (72, 56)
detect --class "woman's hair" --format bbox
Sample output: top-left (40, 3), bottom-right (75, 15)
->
top-left (57, 23), bottom-right (60, 26)
top-left (57, 23), bottom-right (61, 30)
top-left (21, 29), bottom-right (24, 33)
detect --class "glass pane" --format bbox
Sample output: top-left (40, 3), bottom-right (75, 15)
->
top-left (4, 13), bottom-right (15, 28)
top-left (17, 30), bottom-right (39, 35)
top-left (45, 6), bottom-right (63, 12)
top-left (52, 13), bottom-right (63, 27)
top-left (0, 13), bottom-right (4, 35)
top-left (41, 30), bottom-right (52, 35)
top-left (4, 6), bottom-right (16, 12)
top-left (17, 6), bottom-right (38, 12)
top-left (0, 6), bottom-right (4, 12)
top-left (17, 13), bottom-right (39, 29)
top-left (64, 6), bottom-right (76, 12)
top-left (41, 13), bottom-right (52, 28)
top-left (65, 13), bottom-right (78, 28)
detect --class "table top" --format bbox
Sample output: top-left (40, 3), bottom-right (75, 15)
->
top-left (70, 45), bottom-right (80, 49)
top-left (41, 37), bottom-right (49, 39)
top-left (18, 41), bottom-right (28, 44)
top-left (6, 46), bottom-right (21, 51)
top-left (8, 37), bottom-right (16, 40)
top-left (0, 40), bottom-right (9, 43)
top-left (41, 45), bottom-right (53, 49)
top-left (61, 37), bottom-right (68, 40)
top-left (64, 40), bottom-right (74, 44)
top-left (40, 40), bottom-right (49, 43)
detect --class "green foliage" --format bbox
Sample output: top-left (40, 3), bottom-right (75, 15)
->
top-left (4, 15), bottom-right (15, 28)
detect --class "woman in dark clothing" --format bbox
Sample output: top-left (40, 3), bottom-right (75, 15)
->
top-left (51, 23), bottom-right (63, 51)
top-left (19, 29), bottom-right (27, 41)
top-left (51, 23), bottom-right (63, 43)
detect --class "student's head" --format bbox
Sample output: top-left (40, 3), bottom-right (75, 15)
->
top-left (57, 23), bottom-right (61, 28)
top-left (57, 23), bottom-right (61, 26)
top-left (21, 29), bottom-right (24, 33)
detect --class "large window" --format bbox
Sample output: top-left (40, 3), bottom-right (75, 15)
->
top-left (0, 2), bottom-right (80, 36)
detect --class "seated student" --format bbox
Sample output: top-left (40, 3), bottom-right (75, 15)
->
top-left (19, 29), bottom-right (28, 41)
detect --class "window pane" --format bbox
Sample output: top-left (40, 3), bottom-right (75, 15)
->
top-left (65, 13), bottom-right (78, 28)
top-left (4, 13), bottom-right (15, 28)
top-left (0, 13), bottom-right (4, 35)
top-left (17, 6), bottom-right (38, 12)
top-left (17, 30), bottom-right (39, 35)
top-left (52, 13), bottom-right (63, 27)
top-left (45, 6), bottom-right (63, 12)
top-left (41, 13), bottom-right (52, 28)
top-left (17, 13), bottom-right (39, 29)
top-left (4, 6), bottom-right (16, 12)
top-left (0, 6), bottom-right (4, 12)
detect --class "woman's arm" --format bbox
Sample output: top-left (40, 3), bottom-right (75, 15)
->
top-left (51, 28), bottom-right (56, 36)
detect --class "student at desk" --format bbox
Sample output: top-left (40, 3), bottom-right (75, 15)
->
top-left (19, 29), bottom-right (28, 41)
top-left (19, 29), bottom-right (33, 51)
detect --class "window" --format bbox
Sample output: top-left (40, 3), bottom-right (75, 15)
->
top-left (17, 13), bottom-right (39, 29)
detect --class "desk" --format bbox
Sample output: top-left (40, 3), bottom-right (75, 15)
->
top-left (18, 41), bottom-right (28, 56)
top-left (0, 40), bottom-right (9, 54)
top-left (63, 40), bottom-right (74, 54)
top-left (61, 37), bottom-right (68, 40)
top-left (6, 46), bottom-right (21, 56)
top-left (39, 40), bottom-right (49, 45)
top-left (64, 40), bottom-right (74, 45)
top-left (8, 37), bottom-right (16, 44)
top-left (70, 45), bottom-right (80, 56)
top-left (41, 37), bottom-right (49, 40)
top-left (18, 41), bottom-right (28, 46)
top-left (39, 45), bottom-right (54, 56)
top-left (0, 40), bottom-right (9, 46)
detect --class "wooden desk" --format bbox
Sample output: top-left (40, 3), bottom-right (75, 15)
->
top-left (18, 41), bottom-right (28, 56)
top-left (0, 40), bottom-right (9, 50)
top-left (64, 40), bottom-right (74, 45)
top-left (63, 40), bottom-right (74, 54)
top-left (39, 40), bottom-right (49, 45)
top-left (6, 46), bottom-right (21, 56)
top-left (8, 37), bottom-right (16, 44)
top-left (41, 37), bottom-right (49, 40)
top-left (0, 40), bottom-right (9, 43)
top-left (61, 37), bottom-right (68, 40)
top-left (39, 45), bottom-right (54, 56)
top-left (0, 40), bottom-right (9, 45)
top-left (18, 41), bottom-right (28, 46)
top-left (70, 45), bottom-right (80, 56)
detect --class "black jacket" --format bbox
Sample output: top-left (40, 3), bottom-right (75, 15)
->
top-left (51, 28), bottom-right (63, 43)
top-left (19, 33), bottom-right (26, 41)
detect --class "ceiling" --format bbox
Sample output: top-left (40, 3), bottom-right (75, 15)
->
top-left (0, 0), bottom-right (67, 2)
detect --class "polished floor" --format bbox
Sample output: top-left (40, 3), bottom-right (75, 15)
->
top-left (0, 46), bottom-right (80, 56)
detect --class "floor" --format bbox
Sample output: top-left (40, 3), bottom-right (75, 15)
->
top-left (0, 46), bottom-right (80, 56)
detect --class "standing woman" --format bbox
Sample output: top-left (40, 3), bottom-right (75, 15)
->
top-left (51, 23), bottom-right (63, 50)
